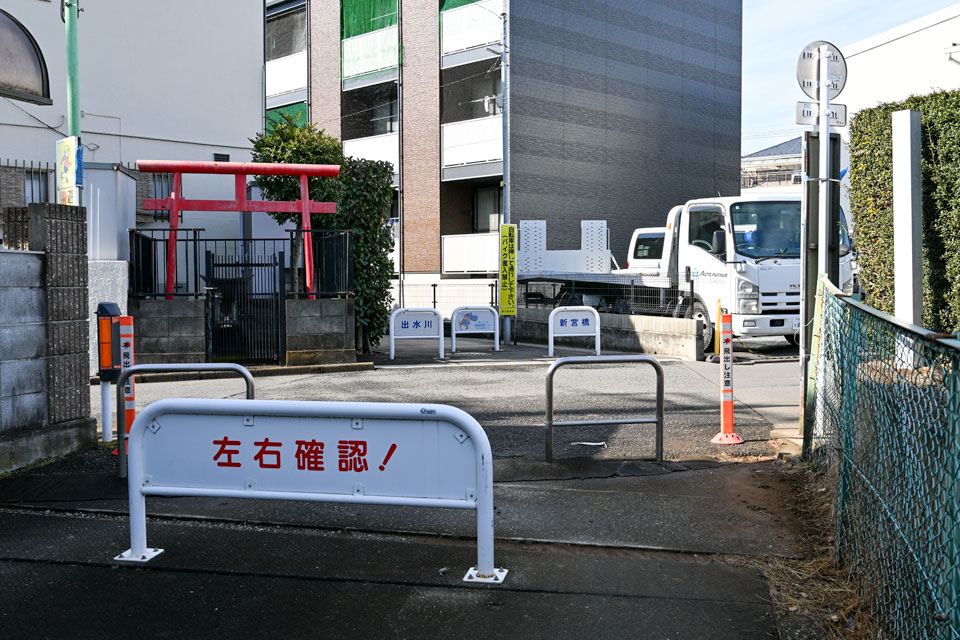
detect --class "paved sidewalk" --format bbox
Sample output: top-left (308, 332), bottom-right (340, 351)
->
top-left (0, 450), bottom-right (796, 639)
top-left (0, 337), bottom-right (806, 638)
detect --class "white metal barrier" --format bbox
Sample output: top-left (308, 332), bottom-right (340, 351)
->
top-left (114, 397), bottom-right (507, 584)
top-left (116, 363), bottom-right (256, 478)
top-left (548, 306), bottom-right (601, 357)
top-left (451, 305), bottom-right (499, 353)
top-left (545, 356), bottom-right (665, 463)
top-left (389, 307), bottom-right (444, 360)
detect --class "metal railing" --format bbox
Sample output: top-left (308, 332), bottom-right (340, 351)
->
top-left (544, 356), bottom-right (665, 463)
top-left (129, 229), bottom-right (352, 299)
top-left (117, 363), bottom-right (255, 477)
top-left (812, 279), bottom-right (960, 638)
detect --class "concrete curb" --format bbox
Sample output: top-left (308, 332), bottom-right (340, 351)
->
top-left (89, 361), bottom-right (374, 385)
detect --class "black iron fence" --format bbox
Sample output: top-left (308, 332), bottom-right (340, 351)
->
top-left (129, 228), bottom-right (353, 299)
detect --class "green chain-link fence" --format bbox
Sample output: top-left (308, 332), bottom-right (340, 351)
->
top-left (813, 279), bottom-right (960, 638)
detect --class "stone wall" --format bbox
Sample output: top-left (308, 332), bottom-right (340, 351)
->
top-left (514, 307), bottom-right (704, 361)
top-left (128, 299), bottom-right (206, 364)
top-left (1, 204), bottom-right (96, 473)
top-left (285, 298), bottom-right (357, 365)
top-left (0, 251), bottom-right (47, 431)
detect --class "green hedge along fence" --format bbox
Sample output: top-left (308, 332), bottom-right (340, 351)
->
top-left (849, 89), bottom-right (960, 334)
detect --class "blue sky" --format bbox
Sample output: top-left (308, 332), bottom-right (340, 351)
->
top-left (741, 0), bottom-right (954, 155)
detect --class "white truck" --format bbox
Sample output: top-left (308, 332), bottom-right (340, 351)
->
top-left (516, 192), bottom-right (857, 350)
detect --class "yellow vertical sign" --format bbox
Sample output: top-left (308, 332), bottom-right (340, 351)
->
top-left (499, 224), bottom-right (517, 316)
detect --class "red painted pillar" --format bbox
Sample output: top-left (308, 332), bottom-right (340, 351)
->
top-left (164, 172), bottom-right (182, 299)
top-left (300, 174), bottom-right (316, 298)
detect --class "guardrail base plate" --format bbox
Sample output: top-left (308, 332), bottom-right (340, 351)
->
top-left (115, 547), bottom-right (164, 563)
top-left (463, 567), bottom-right (508, 584)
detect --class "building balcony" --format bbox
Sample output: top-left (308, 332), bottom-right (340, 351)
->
top-left (441, 0), bottom-right (502, 68)
top-left (342, 26), bottom-right (399, 89)
top-left (266, 50), bottom-right (307, 99)
top-left (441, 115), bottom-right (503, 181)
top-left (343, 132), bottom-right (399, 177)
top-left (442, 232), bottom-right (499, 274)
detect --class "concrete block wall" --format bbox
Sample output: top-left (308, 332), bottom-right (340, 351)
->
top-left (514, 307), bottom-right (704, 360)
top-left (0, 251), bottom-right (47, 432)
top-left (37, 205), bottom-right (91, 425)
top-left (285, 298), bottom-right (357, 365)
top-left (128, 299), bottom-right (206, 364)
top-left (1, 204), bottom-right (96, 473)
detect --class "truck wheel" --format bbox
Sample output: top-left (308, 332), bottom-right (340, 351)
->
top-left (613, 297), bottom-right (629, 314)
top-left (691, 300), bottom-right (715, 352)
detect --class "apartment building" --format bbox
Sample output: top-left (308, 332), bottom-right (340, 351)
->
top-left (268, 0), bottom-right (741, 310)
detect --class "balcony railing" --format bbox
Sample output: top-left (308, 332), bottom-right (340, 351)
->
top-left (442, 232), bottom-right (499, 274)
top-left (266, 50), bottom-right (307, 98)
top-left (342, 25), bottom-right (399, 80)
top-left (441, 115), bottom-right (503, 168)
top-left (343, 132), bottom-right (399, 171)
top-left (441, 0), bottom-right (501, 56)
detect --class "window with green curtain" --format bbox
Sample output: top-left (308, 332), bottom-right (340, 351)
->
top-left (266, 102), bottom-right (308, 130)
top-left (441, 0), bottom-right (484, 10)
top-left (342, 0), bottom-right (397, 39)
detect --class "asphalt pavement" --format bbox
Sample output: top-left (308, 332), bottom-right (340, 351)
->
top-left (0, 337), bottom-right (806, 639)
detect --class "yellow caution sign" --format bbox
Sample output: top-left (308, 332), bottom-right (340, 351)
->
top-left (499, 224), bottom-right (517, 316)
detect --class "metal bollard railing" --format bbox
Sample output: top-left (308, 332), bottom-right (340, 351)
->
top-left (545, 355), bottom-right (665, 463)
top-left (116, 363), bottom-right (255, 478)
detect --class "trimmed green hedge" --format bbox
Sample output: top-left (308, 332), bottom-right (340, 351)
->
top-left (849, 89), bottom-right (960, 333)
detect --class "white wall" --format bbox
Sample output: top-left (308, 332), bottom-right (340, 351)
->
top-left (841, 5), bottom-right (960, 131)
top-left (1, 0), bottom-right (264, 237)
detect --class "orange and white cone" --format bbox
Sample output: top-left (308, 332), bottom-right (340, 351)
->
top-left (711, 313), bottom-right (743, 445)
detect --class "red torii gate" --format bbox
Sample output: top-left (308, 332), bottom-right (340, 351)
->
top-left (137, 160), bottom-right (340, 299)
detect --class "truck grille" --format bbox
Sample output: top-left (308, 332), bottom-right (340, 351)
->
top-left (760, 291), bottom-right (800, 314)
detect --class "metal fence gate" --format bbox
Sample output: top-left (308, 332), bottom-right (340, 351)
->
top-left (204, 251), bottom-right (285, 364)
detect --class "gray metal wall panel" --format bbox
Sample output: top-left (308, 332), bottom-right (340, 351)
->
top-left (509, 0), bottom-right (741, 256)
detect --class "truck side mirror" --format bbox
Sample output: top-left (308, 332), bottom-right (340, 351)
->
top-left (711, 230), bottom-right (726, 257)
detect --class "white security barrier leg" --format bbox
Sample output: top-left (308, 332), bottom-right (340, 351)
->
top-left (463, 450), bottom-right (508, 583)
top-left (115, 418), bottom-right (163, 563)
top-left (100, 381), bottom-right (113, 443)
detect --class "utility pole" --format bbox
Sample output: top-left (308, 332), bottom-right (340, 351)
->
top-left (500, 0), bottom-right (511, 344)
top-left (65, 1), bottom-right (81, 138)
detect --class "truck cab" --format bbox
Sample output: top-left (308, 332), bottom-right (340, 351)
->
top-left (673, 193), bottom-right (855, 343)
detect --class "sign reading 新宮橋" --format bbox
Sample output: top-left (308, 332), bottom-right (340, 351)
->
top-left (548, 305), bottom-right (601, 357)
top-left (499, 224), bottom-right (517, 316)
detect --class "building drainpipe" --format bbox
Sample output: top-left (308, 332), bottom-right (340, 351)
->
top-left (396, 0), bottom-right (405, 308)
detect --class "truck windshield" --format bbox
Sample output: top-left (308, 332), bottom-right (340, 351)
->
top-left (731, 201), bottom-right (801, 258)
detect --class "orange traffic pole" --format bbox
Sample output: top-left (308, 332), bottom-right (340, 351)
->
top-left (119, 316), bottom-right (136, 435)
top-left (711, 313), bottom-right (743, 445)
